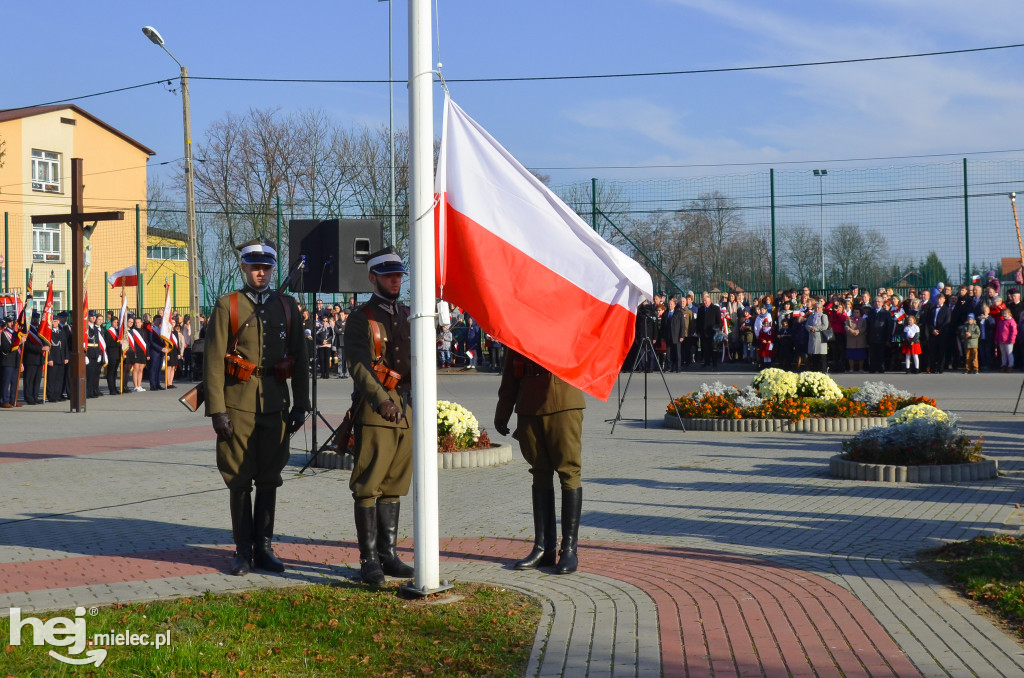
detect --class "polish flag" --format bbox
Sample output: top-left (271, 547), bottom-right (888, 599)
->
top-left (159, 281), bottom-right (173, 342)
top-left (37, 278), bottom-right (54, 346)
top-left (435, 97), bottom-right (653, 399)
top-left (107, 265), bottom-right (138, 288)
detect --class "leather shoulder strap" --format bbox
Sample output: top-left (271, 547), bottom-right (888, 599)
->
top-left (229, 293), bottom-right (240, 338)
top-left (363, 306), bottom-right (384, 364)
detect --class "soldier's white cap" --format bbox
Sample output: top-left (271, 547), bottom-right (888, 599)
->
top-left (367, 247), bottom-right (408, 275)
top-left (237, 238), bottom-right (278, 266)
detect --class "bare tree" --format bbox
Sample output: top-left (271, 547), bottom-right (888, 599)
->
top-left (782, 224), bottom-right (822, 288)
top-left (824, 222), bottom-right (889, 287)
top-left (673, 191), bottom-right (743, 291)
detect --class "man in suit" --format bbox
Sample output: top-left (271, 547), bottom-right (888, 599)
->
top-left (0, 315), bottom-right (19, 408)
top-left (865, 296), bottom-right (894, 373)
top-left (344, 247), bottom-right (415, 585)
top-left (104, 317), bottom-right (124, 395)
top-left (46, 313), bottom-right (67, 402)
top-left (918, 289), bottom-right (935, 371)
top-left (205, 238), bottom-right (309, 576)
top-left (85, 311), bottom-right (105, 398)
top-left (695, 293), bottom-right (722, 368)
top-left (148, 315), bottom-right (168, 391)
top-left (927, 293), bottom-right (952, 373)
top-left (23, 312), bottom-right (47, 404)
top-left (661, 297), bottom-right (687, 372)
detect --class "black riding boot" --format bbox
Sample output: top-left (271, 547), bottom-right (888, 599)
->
top-left (355, 504), bottom-right (385, 584)
top-left (252, 487), bottom-right (286, 573)
top-left (376, 500), bottom-right (414, 578)
top-left (556, 487), bottom-right (582, 575)
top-left (228, 489), bottom-right (253, 576)
top-left (514, 486), bottom-right (556, 570)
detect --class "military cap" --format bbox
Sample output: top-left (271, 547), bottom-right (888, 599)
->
top-left (87, 310), bottom-right (98, 318)
top-left (237, 238), bottom-right (278, 266)
top-left (366, 247), bottom-right (408, 275)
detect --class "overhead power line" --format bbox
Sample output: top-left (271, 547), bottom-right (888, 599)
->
top-left (4, 42), bottom-right (1024, 112)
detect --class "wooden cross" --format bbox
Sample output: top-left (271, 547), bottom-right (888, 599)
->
top-left (32, 158), bottom-right (124, 413)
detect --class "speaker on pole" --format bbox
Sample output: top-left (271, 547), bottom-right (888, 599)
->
top-left (288, 219), bottom-right (384, 293)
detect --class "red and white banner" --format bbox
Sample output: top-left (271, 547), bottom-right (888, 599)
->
top-left (435, 97), bottom-right (653, 399)
top-left (37, 278), bottom-right (54, 346)
top-left (117, 289), bottom-right (128, 341)
top-left (107, 265), bottom-right (138, 288)
top-left (159, 281), bottom-right (173, 342)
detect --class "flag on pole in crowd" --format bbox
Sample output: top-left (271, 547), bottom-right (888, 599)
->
top-left (893, 307), bottom-right (906, 322)
top-left (434, 97), bottom-right (653, 400)
top-left (117, 286), bottom-right (128, 341)
top-left (107, 265), bottom-right (139, 288)
top-left (36, 273), bottom-right (54, 346)
top-left (159, 278), bottom-right (173, 342)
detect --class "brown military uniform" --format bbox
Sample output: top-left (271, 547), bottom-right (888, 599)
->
top-left (205, 287), bottom-right (309, 489)
top-left (496, 351), bottom-right (586, 490)
top-left (345, 294), bottom-right (412, 507)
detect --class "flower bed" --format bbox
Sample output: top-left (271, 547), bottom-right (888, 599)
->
top-left (437, 400), bottom-right (492, 452)
top-left (666, 370), bottom-right (937, 423)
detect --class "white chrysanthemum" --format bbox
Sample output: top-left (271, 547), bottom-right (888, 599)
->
top-left (751, 368), bottom-right (798, 400)
top-left (437, 400), bottom-right (480, 445)
top-left (887, 403), bottom-right (949, 426)
top-left (796, 371), bottom-right (843, 401)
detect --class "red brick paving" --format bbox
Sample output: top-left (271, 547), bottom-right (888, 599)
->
top-left (0, 426), bottom-right (213, 464)
top-left (0, 537), bottom-right (920, 677)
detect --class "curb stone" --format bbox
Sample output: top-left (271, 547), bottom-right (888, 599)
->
top-left (828, 454), bottom-right (998, 482)
top-left (664, 414), bottom-right (888, 432)
top-left (308, 443), bottom-right (514, 471)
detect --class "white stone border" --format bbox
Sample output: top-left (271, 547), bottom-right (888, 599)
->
top-left (308, 443), bottom-right (514, 471)
top-left (828, 454), bottom-right (998, 482)
top-left (663, 415), bottom-right (889, 432)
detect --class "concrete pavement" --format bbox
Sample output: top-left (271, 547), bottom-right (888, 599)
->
top-left (2, 366), bottom-right (1024, 676)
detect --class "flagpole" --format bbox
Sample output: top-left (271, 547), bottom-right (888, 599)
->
top-left (119, 285), bottom-right (125, 394)
top-left (403, 0), bottom-right (445, 597)
top-left (163, 278), bottom-right (171, 389)
top-left (41, 273), bottom-right (53, 403)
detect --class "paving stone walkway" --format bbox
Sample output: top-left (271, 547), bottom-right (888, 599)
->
top-left (1, 368), bottom-right (1024, 676)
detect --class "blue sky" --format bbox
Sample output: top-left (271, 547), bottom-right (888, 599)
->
top-left (6, 0), bottom-right (1024, 188)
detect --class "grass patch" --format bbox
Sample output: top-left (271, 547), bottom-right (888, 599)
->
top-left (931, 534), bottom-right (1024, 639)
top-left (2, 581), bottom-right (540, 677)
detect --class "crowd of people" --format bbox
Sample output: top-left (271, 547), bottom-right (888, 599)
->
top-left (0, 308), bottom-right (200, 406)
top-left (639, 270), bottom-right (1024, 375)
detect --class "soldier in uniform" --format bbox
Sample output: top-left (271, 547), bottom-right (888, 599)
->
top-left (23, 311), bottom-right (46, 405)
top-left (46, 312), bottom-right (67, 402)
top-left (494, 350), bottom-right (586, 574)
top-left (85, 310), bottom-right (105, 398)
top-left (0, 315), bottom-right (19, 408)
top-left (205, 238), bottom-right (309, 576)
top-left (344, 247), bottom-right (414, 584)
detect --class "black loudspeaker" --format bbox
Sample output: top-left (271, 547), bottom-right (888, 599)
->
top-left (288, 219), bottom-right (384, 293)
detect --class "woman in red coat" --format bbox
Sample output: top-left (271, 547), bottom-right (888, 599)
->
top-left (757, 315), bottom-right (775, 368)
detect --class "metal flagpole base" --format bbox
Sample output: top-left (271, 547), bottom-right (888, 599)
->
top-left (400, 580), bottom-right (454, 598)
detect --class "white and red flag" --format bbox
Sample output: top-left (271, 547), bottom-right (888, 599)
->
top-left (435, 97), bottom-right (653, 399)
top-left (117, 287), bottom-right (128, 341)
top-left (107, 265), bottom-right (138, 288)
top-left (159, 279), bottom-right (173, 342)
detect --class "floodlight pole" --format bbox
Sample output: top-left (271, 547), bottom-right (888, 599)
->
top-left (814, 169), bottom-right (827, 291)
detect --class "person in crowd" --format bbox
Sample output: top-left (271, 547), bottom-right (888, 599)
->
top-left (680, 292), bottom-right (697, 367)
top-left (978, 305), bottom-right (995, 371)
top-left (865, 296), bottom-right (894, 374)
top-left (130, 316), bottom-right (148, 392)
top-left (660, 297), bottom-right (686, 372)
top-left (0, 314), bottom-right (18, 407)
top-left (438, 325), bottom-right (453, 368)
top-left (465, 317), bottom-right (482, 370)
top-left (46, 312), bottom-right (68, 401)
top-left (316, 315), bottom-right (334, 379)
top-left (789, 309), bottom-right (808, 372)
top-left (166, 315), bottom-right (182, 389)
top-left (181, 314), bottom-right (193, 381)
top-left (825, 294), bottom-right (848, 372)
top-left (806, 299), bottom-right (829, 372)
top-left (344, 248), bottom-right (415, 585)
top-left (85, 310), bottom-right (105, 398)
top-left (695, 293), bottom-right (722, 369)
top-left (902, 315), bottom-right (922, 374)
top-left (986, 270), bottom-right (1001, 297)
top-left (959, 313), bottom-right (980, 374)
top-left (495, 349), bottom-right (585, 575)
top-left (148, 315), bottom-right (168, 391)
top-left (925, 293), bottom-right (952, 374)
top-left (996, 307), bottom-right (1018, 371)
top-left (104, 316), bottom-right (123, 394)
top-left (205, 238), bottom-right (308, 576)
top-left (757, 314), bottom-right (774, 368)
top-left (334, 310), bottom-right (348, 378)
top-left (845, 307), bottom-right (867, 373)
top-left (739, 308), bottom-right (756, 364)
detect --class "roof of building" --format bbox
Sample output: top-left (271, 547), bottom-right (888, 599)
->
top-left (148, 227), bottom-right (187, 243)
top-left (0, 104), bottom-right (155, 157)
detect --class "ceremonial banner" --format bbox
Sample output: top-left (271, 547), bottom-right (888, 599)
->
top-left (435, 97), bottom-right (653, 399)
top-left (107, 265), bottom-right (139, 288)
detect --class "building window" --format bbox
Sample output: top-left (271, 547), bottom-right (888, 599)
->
top-left (31, 150), bottom-right (61, 193)
top-left (32, 223), bottom-right (62, 263)
top-left (147, 245), bottom-right (187, 261)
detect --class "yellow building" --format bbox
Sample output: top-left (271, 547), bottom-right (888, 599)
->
top-left (0, 104), bottom-right (159, 315)
top-left (145, 227), bottom-right (190, 315)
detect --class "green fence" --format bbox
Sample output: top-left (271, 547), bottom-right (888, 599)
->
top-left (553, 157), bottom-right (1024, 299)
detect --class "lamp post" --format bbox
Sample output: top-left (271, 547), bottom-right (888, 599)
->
top-left (378, 0), bottom-right (397, 248)
top-left (813, 168), bottom-right (827, 291)
top-left (142, 25), bottom-right (200, 322)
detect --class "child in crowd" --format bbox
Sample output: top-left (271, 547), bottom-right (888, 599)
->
top-left (958, 313), bottom-right (979, 374)
top-left (775, 317), bottom-right (793, 370)
top-left (902, 315), bottom-right (922, 374)
top-left (757, 315), bottom-right (775, 368)
top-left (844, 307), bottom-right (867, 373)
top-left (996, 307), bottom-right (1018, 371)
top-left (979, 305), bottom-right (995, 370)
top-left (740, 310), bottom-right (756, 363)
top-left (438, 325), bottom-right (453, 368)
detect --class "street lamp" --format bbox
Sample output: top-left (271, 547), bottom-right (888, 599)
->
top-left (377, 0), bottom-right (397, 248)
top-left (142, 25), bottom-right (200, 322)
top-left (813, 168), bottom-right (827, 291)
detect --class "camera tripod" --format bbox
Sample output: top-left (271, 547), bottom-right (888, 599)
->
top-left (609, 336), bottom-right (685, 433)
